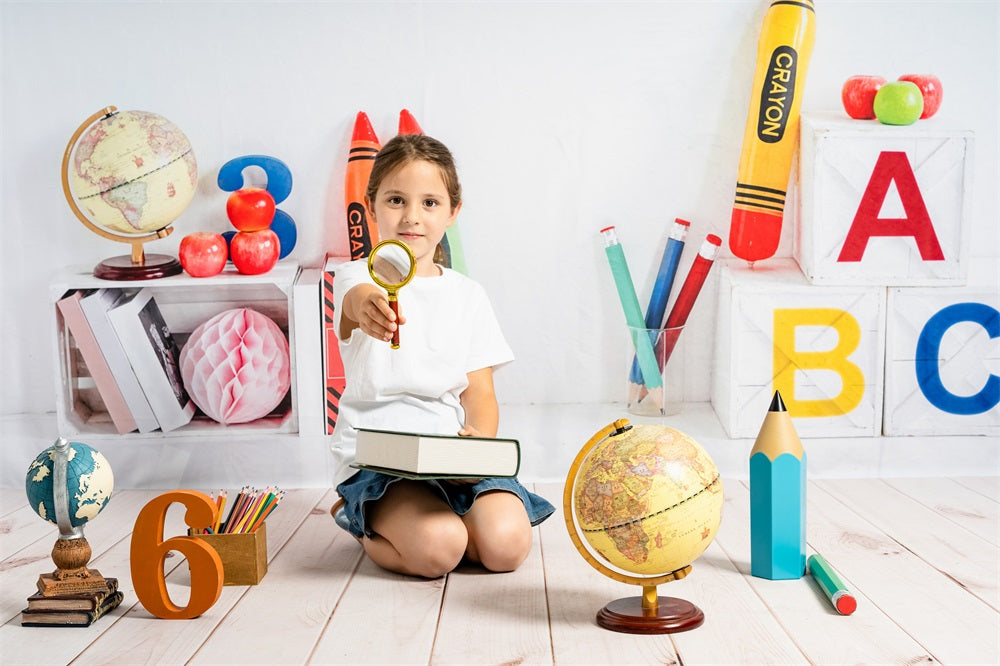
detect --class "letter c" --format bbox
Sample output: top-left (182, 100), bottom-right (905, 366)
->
top-left (915, 302), bottom-right (1000, 415)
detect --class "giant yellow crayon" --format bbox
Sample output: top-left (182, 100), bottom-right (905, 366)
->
top-left (750, 390), bottom-right (806, 580)
top-left (729, 0), bottom-right (815, 264)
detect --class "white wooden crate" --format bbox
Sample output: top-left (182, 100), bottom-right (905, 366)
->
top-left (711, 259), bottom-right (885, 438)
top-left (884, 286), bottom-right (999, 436)
top-left (795, 112), bottom-right (973, 286)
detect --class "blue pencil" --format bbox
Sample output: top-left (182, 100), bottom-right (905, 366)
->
top-left (627, 218), bottom-right (690, 404)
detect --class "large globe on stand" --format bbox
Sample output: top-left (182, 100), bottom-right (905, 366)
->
top-left (62, 106), bottom-right (198, 280)
top-left (564, 420), bottom-right (724, 634)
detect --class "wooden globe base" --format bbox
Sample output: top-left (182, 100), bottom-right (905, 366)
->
top-left (36, 536), bottom-right (108, 596)
top-left (596, 595), bottom-right (705, 634)
top-left (95, 253), bottom-right (182, 281)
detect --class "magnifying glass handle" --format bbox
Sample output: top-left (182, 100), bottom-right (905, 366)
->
top-left (388, 299), bottom-right (400, 349)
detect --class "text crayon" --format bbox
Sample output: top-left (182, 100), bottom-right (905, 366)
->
top-left (346, 111), bottom-right (381, 260)
top-left (729, 0), bottom-right (816, 264)
top-left (807, 553), bottom-right (858, 615)
top-left (654, 234), bottom-right (722, 369)
top-left (397, 108), bottom-right (424, 136)
top-left (628, 218), bottom-right (690, 389)
top-left (601, 227), bottom-right (664, 409)
top-left (750, 390), bottom-right (806, 580)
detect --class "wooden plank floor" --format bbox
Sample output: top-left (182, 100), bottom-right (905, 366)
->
top-left (1, 479), bottom-right (997, 665)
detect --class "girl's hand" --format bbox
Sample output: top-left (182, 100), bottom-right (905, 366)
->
top-left (355, 286), bottom-right (406, 343)
top-left (457, 425), bottom-right (483, 438)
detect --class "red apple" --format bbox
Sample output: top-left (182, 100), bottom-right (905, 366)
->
top-left (230, 229), bottom-right (280, 275)
top-left (898, 74), bottom-right (943, 119)
top-left (841, 75), bottom-right (887, 120)
top-left (179, 231), bottom-right (228, 277)
top-left (226, 187), bottom-right (276, 232)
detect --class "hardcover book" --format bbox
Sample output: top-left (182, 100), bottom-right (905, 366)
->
top-left (57, 291), bottom-right (137, 434)
top-left (20, 590), bottom-right (123, 627)
top-left (353, 428), bottom-right (521, 478)
top-left (107, 288), bottom-right (194, 432)
top-left (78, 289), bottom-right (159, 433)
top-left (26, 578), bottom-right (119, 612)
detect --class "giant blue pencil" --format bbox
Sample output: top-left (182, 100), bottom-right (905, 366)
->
top-left (750, 390), bottom-right (806, 580)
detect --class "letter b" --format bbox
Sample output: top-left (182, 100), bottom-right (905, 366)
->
top-left (773, 308), bottom-right (865, 417)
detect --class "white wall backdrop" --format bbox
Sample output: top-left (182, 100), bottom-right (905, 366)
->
top-left (2, 0), bottom-right (997, 417)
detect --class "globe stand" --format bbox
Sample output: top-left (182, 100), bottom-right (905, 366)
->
top-left (94, 244), bottom-right (182, 281)
top-left (61, 106), bottom-right (187, 282)
top-left (36, 533), bottom-right (108, 596)
top-left (596, 581), bottom-right (705, 635)
top-left (564, 419), bottom-right (718, 636)
top-left (34, 438), bottom-right (108, 596)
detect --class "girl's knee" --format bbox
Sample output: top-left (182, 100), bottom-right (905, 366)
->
top-left (476, 520), bottom-right (533, 573)
top-left (405, 516), bottom-right (468, 578)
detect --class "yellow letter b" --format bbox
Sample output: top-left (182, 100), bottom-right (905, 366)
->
top-left (773, 308), bottom-right (865, 417)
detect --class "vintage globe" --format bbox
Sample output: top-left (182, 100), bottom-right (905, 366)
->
top-left (567, 421), bottom-right (723, 577)
top-left (69, 109), bottom-right (197, 236)
top-left (25, 440), bottom-right (114, 529)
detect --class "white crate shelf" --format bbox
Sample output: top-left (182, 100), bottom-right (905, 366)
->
top-left (50, 262), bottom-right (303, 438)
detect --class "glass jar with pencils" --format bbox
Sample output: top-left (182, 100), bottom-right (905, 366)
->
top-left (626, 325), bottom-right (686, 417)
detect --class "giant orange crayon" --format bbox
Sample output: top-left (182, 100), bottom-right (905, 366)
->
top-left (729, 0), bottom-right (816, 264)
top-left (346, 111), bottom-right (381, 260)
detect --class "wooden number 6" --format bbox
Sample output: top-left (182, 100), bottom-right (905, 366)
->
top-left (130, 490), bottom-right (224, 619)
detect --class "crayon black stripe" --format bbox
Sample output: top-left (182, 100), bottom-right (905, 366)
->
top-left (736, 191), bottom-right (786, 206)
top-left (581, 474), bottom-right (722, 533)
top-left (735, 201), bottom-right (787, 214)
top-left (349, 147), bottom-right (379, 155)
top-left (770, 0), bottom-right (814, 11)
top-left (736, 182), bottom-right (786, 196)
top-left (347, 155), bottom-right (377, 163)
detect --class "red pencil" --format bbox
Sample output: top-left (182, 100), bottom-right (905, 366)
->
top-left (346, 111), bottom-right (381, 260)
top-left (654, 234), bottom-right (722, 369)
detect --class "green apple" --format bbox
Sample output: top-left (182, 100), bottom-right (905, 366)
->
top-left (873, 81), bottom-right (924, 126)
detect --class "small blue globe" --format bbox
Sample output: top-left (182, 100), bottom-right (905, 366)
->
top-left (25, 440), bottom-right (114, 528)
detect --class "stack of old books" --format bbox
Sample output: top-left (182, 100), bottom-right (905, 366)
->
top-left (20, 577), bottom-right (123, 627)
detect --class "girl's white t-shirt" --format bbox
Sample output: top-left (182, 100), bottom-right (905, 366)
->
top-left (329, 259), bottom-right (514, 485)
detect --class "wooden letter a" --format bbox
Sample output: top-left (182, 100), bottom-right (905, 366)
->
top-left (837, 151), bottom-right (944, 262)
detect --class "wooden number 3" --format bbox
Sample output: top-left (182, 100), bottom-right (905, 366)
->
top-left (130, 490), bottom-right (223, 619)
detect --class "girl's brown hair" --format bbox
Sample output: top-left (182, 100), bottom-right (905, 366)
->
top-left (366, 134), bottom-right (462, 267)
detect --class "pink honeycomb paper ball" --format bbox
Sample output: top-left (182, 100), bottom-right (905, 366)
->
top-left (180, 308), bottom-right (290, 424)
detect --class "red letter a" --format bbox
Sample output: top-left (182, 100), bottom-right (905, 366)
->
top-left (837, 151), bottom-right (944, 262)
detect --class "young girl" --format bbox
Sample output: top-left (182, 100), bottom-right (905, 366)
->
top-left (330, 134), bottom-right (554, 578)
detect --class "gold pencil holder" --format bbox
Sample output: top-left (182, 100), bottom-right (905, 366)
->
top-left (190, 523), bottom-right (268, 586)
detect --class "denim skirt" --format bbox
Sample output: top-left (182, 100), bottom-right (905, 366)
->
top-left (335, 469), bottom-right (556, 539)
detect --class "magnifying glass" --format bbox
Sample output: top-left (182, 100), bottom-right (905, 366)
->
top-left (367, 239), bottom-right (417, 349)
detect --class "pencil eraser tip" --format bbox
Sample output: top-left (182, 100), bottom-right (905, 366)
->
top-left (836, 595), bottom-right (857, 615)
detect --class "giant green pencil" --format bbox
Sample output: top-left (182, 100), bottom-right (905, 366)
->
top-left (600, 226), bottom-right (663, 411)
